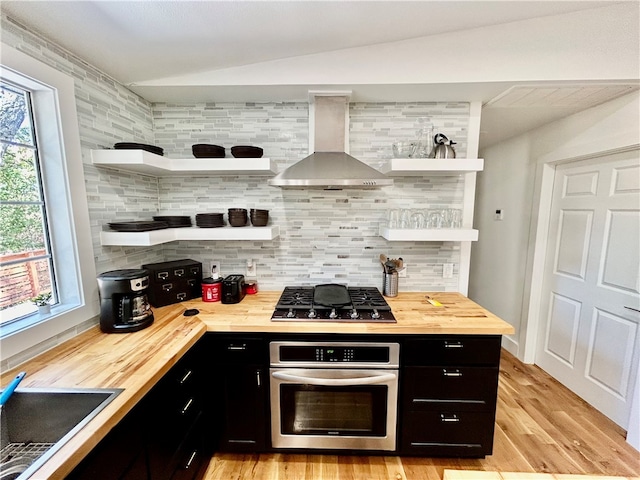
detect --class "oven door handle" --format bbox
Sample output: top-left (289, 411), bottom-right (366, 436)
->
top-left (271, 371), bottom-right (396, 386)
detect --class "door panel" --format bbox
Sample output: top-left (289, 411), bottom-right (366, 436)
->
top-left (587, 309), bottom-right (638, 397)
top-left (536, 150), bottom-right (640, 427)
top-left (545, 293), bottom-right (581, 366)
top-left (601, 210), bottom-right (640, 293)
top-left (554, 210), bottom-right (593, 279)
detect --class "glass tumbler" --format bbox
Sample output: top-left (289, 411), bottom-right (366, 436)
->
top-left (450, 209), bottom-right (463, 228)
top-left (428, 210), bottom-right (443, 229)
top-left (399, 209), bottom-right (411, 229)
top-left (410, 211), bottom-right (426, 229)
top-left (387, 209), bottom-right (400, 228)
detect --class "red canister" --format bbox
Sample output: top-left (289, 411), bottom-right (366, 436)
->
top-left (245, 281), bottom-right (258, 295)
top-left (201, 277), bottom-right (222, 302)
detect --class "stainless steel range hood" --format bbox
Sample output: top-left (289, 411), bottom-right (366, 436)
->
top-left (268, 92), bottom-right (392, 189)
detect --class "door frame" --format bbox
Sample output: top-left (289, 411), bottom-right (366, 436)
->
top-left (520, 145), bottom-right (639, 443)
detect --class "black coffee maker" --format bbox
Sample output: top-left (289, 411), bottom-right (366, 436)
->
top-left (97, 269), bottom-right (154, 333)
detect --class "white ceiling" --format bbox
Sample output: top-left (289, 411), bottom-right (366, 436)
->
top-left (1, 1), bottom-right (638, 148)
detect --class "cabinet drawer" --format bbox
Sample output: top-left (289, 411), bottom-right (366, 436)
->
top-left (210, 336), bottom-right (266, 364)
top-left (165, 395), bottom-right (202, 437)
top-left (403, 366), bottom-right (498, 411)
top-left (401, 410), bottom-right (495, 456)
top-left (170, 417), bottom-right (208, 480)
top-left (403, 336), bottom-right (501, 366)
top-left (167, 363), bottom-right (201, 396)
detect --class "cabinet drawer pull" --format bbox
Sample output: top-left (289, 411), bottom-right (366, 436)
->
top-left (181, 398), bottom-right (194, 415)
top-left (440, 414), bottom-right (460, 423)
top-left (180, 370), bottom-right (193, 384)
top-left (444, 341), bottom-right (463, 349)
top-left (227, 344), bottom-right (247, 351)
top-left (442, 369), bottom-right (462, 377)
top-left (256, 369), bottom-right (261, 387)
top-left (184, 450), bottom-right (198, 469)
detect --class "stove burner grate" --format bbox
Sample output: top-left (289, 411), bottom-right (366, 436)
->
top-left (272, 286), bottom-right (395, 322)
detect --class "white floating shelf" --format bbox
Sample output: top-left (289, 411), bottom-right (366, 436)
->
top-left (381, 158), bottom-right (484, 176)
top-left (91, 149), bottom-right (277, 176)
top-left (100, 226), bottom-right (280, 246)
top-left (379, 226), bottom-right (479, 242)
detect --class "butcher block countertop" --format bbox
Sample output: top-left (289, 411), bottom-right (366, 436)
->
top-left (1, 292), bottom-right (513, 479)
top-left (183, 291), bottom-right (515, 335)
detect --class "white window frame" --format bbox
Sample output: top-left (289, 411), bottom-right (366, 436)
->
top-left (0, 44), bottom-right (98, 360)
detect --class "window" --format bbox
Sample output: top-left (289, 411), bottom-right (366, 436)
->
top-left (1, 81), bottom-right (57, 323)
top-left (0, 44), bottom-right (98, 362)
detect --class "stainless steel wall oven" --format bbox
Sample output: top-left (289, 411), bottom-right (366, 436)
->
top-left (269, 341), bottom-right (399, 451)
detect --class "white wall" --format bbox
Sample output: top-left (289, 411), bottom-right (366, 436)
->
top-left (469, 135), bottom-right (535, 355)
top-left (471, 90), bottom-right (640, 358)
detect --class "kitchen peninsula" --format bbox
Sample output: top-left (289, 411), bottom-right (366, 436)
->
top-left (0, 292), bottom-right (513, 479)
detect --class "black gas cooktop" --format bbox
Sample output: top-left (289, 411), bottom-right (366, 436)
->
top-left (272, 286), bottom-right (396, 323)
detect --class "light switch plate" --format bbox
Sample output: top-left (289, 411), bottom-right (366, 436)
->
top-left (246, 259), bottom-right (257, 278)
top-left (443, 263), bottom-right (454, 278)
top-left (209, 261), bottom-right (221, 278)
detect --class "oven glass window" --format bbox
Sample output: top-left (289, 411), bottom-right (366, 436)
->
top-left (280, 385), bottom-right (388, 436)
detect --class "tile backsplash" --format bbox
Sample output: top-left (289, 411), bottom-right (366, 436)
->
top-left (153, 101), bottom-right (469, 290)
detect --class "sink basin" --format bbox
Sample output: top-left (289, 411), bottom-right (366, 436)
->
top-left (0, 387), bottom-right (122, 480)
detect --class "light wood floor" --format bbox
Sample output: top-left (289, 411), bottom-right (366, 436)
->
top-left (203, 349), bottom-right (640, 480)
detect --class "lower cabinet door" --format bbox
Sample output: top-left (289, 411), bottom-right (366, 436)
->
top-left (400, 410), bottom-right (496, 457)
top-left (218, 366), bottom-right (267, 451)
top-left (66, 407), bottom-right (147, 480)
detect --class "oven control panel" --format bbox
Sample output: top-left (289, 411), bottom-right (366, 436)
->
top-left (270, 341), bottom-right (400, 368)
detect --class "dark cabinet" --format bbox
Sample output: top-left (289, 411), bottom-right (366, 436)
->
top-left (66, 405), bottom-right (148, 480)
top-left (399, 335), bottom-right (501, 457)
top-left (67, 339), bottom-right (209, 480)
top-left (144, 340), bottom-right (209, 480)
top-left (207, 335), bottom-right (268, 452)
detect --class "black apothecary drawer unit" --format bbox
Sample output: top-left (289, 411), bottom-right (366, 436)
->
top-left (142, 259), bottom-right (202, 307)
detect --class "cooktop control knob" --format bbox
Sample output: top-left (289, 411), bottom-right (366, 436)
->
top-left (371, 308), bottom-right (380, 319)
top-left (286, 308), bottom-right (296, 318)
top-left (307, 309), bottom-right (317, 319)
top-left (329, 308), bottom-right (338, 319)
top-left (350, 309), bottom-right (359, 319)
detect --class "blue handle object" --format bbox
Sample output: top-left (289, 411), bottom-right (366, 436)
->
top-left (0, 371), bottom-right (26, 406)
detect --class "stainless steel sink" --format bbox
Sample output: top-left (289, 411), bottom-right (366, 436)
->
top-left (0, 387), bottom-right (122, 480)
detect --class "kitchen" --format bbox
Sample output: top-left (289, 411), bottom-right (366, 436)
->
top-left (1, 1), bottom-right (639, 479)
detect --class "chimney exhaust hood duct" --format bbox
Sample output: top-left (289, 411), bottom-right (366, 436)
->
top-left (268, 91), bottom-right (392, 189)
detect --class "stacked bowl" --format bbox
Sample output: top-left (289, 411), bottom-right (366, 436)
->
top-left (231, 146), bottom-right (263, 158)
top-left (195, 213), bottom-right (224, 228)
top-left (228, 208), bottom-right (248, 227)
top-left (250, 209), bottom-right (269, 227)
top-left (192, 144), bottom-right (225, 158)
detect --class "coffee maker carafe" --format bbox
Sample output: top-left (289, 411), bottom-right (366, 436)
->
top-left (97, 269), bottom-right (154, 333)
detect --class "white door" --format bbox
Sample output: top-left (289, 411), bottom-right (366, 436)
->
top-left (536, 150), bottom-right (640, 427)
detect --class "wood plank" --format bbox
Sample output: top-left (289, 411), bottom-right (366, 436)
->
top-left (443, 471), bottom-right (501, 480)
top-left (442, 472), bottom-right (640, 480)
